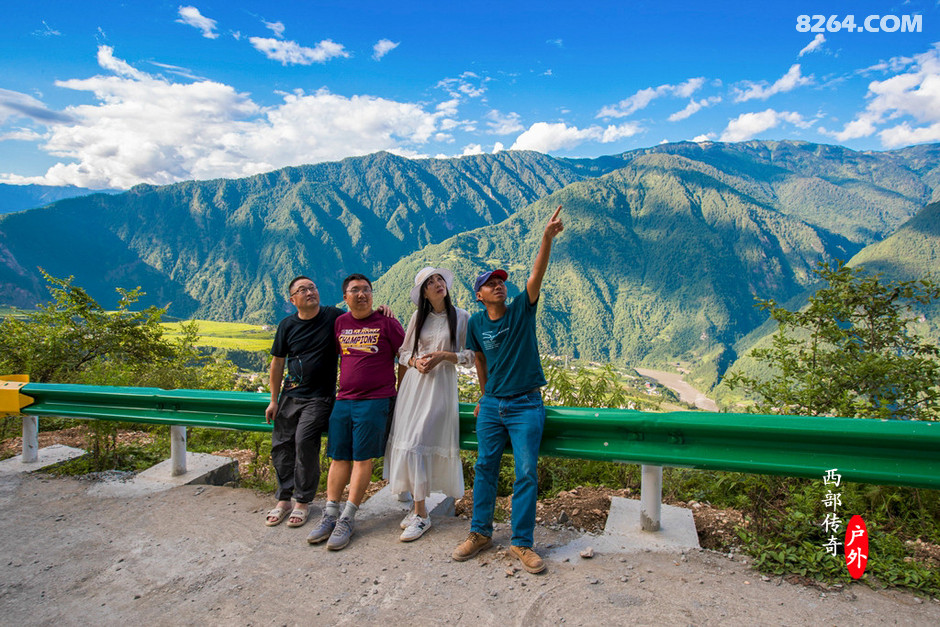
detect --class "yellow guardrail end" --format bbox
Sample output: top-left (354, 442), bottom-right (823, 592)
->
top-left (0, 375), bottom-right (33, 411)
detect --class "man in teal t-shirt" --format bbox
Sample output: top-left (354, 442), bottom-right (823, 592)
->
top-left (452, 206), bottom-right (564, 575)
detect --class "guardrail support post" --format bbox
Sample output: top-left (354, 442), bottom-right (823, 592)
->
top-left (22, 416), bottom-right (39, 463)
top-left (640, 464), bottom-right (662, 531)
top-left (170, 425), bottom-right (187, 476)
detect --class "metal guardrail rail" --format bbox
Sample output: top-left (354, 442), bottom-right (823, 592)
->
top-left (6, 381), bottom-right (939, 491)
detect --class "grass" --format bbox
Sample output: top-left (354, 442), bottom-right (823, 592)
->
top-left (160, 319), bottom-right (275, 351)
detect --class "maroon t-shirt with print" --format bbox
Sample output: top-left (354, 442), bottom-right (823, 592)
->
top-left (334, 310), bottom-right (405, 400)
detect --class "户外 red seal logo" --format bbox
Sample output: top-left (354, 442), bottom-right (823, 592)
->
top-left (844, 515), bottom-right (868, 579)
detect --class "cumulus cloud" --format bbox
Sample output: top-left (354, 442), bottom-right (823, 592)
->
top-left (372, 39), bottom-right (399, 60)
top-left (511, 121), bottom-right (640, 152)
top-left (0, 88), bottom-right (74, 124)
top-left (249, 37), bottom-right (349, 65)
top-left (1, 46), bottom-right (447, 188)
top-left (176, 6), bottom-right (218, 39)
top-left (598, 77), bottom-right (705, 118)
top-left (825, 44), bottom-right (940, 146)
top-left (668, 96), bottom-right (722, 122)
top-left (485, 110), bottom-right (523, 135)
top-left (719, 109), bottom-right (811, 142)
top-left (798, 34), bottom-right (825, 57)
top-left (462, 144), bottom-right (484, 156)
top-left (733, 64), bottom-right (812, 102)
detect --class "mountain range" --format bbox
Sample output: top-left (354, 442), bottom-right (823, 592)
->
top-left (1, 140), bottom-right (938, 390)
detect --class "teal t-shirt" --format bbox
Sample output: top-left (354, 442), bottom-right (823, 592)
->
top-left (466, 289), bottom-right (547, 397)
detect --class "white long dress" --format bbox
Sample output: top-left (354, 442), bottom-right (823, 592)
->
top-left (385, 307), bottom-right (473, 501)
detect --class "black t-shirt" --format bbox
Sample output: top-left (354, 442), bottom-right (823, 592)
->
top-left (271, 306), bottom-right (343, 398)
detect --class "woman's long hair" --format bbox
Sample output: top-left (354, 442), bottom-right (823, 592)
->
top-left (412, 275), bottom-right (458, 358)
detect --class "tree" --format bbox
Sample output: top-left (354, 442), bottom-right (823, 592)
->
top-left (0, 271), bottom-right (238, 468)
top-left (724, 260), bottom-right (940, 420)
top-left (0, 270), bottom-right (236, 389)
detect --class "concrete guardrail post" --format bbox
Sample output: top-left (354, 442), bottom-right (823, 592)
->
top-left (640, 464), bottom-right (663, 531)
top-left (22, 415), bottom-right (39, 463)
top-left (170, 425), bottom-right (187, 476)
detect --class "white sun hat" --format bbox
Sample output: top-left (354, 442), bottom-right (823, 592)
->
top-left (410, 266), bottom-right (455, 305)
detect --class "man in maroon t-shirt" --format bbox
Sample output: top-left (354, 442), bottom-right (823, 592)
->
top-left (307, 273), bottom-right (405, 551)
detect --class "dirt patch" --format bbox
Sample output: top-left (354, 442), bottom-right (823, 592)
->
top-left (907, 538), bottom-right (940, 568)
top-left (5, 428), bottom-right (934, 577)
top-left (0, 425), bottom-right (155, 459)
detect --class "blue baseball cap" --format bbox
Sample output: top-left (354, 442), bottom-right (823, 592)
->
top-left (473, 268), bottom-right (508, 292)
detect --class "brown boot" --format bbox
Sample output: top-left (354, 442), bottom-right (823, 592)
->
top-left (510, 545), bottom-right (546, 573)
top-left (452, 532), bottom-right (493, 561)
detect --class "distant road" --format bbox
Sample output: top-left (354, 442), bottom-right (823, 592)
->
top-left (635, 368), bottom-right (718, 412)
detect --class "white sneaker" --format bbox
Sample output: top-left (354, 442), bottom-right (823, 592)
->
top-left (400, 512), bottom-right (419, 529)
top-left (400, 515), bottom-right (431, 542)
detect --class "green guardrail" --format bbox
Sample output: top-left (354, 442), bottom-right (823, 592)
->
top-left (8, 381), bottom-right (940, 491)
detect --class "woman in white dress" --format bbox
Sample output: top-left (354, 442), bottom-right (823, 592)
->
top-left (386, 266), bottom-right (473, 541)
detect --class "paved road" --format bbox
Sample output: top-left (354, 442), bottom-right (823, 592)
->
top-left (635, 368), bottom-right (719, 412)
top-left (2, 470), bottom-right (937, 625)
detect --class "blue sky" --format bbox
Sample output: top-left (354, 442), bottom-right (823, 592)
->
top-left (1, 1), bottom-right (938, 189)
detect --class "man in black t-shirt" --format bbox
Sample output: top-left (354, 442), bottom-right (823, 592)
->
top-left (264, 275), bottom-right (343, 528)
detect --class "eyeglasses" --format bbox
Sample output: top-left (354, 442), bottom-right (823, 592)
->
top-left (345, 287), bottom-right (373, 295)
top-left (290, 285), bottom-right (317, 296)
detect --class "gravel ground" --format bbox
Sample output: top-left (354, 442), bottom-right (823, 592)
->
top-left (2, 471), bottom-right (938, 625)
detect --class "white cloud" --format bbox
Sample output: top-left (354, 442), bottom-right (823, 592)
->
top-left (485, 110), bottom-right (523, 135)
top-left (373, 39), bottom-right (399, 60)
top-left (827, 44), bottom-right (940, 146)
top-left (0, 128), bottom-right (44, 142)
top-left (733, 64), bottom-right (812, 102)
top-left (821, 115), bottom-right (880, 142)
top-left (511, 121), bottom-right (640, 152)
top-left (719, 109), bottom-right (811, 142)
top-left (264, 20), bottom-right (285, 38)
top-left (598, 77), bottom-right (705, 118)
top-left (33, 20), bottom-right (61, 37)
top-left (880, 122), bottom-right (940, 147)
top-left (693, 134), bottom-right (715, 143)
top-left (0, 88), bottom-right (73, 124)
top-left (249, 37), bottom-right (349, 65)
top-left (176, 6), bottom-right (219, 39)
top-left (462, 144), bottom-right (484, 156)
top-left (492, 142), bottom-right (505, 153)
top-left (547, 38), bottom-right (563, 47)
top-left (437, 72), bottom-right (489, 99)
top-left (668, 96), bottom-right (721, 122)
top-left (97, 45), bottom-right (147, 80)
top-left (148, 61), bottom-right (205, 81)
top-left (1, 46), bottom-right (446, 188)
top-left (798, 34), bottom-right (825, 57)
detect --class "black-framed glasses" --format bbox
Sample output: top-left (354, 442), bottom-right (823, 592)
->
top-left (345, 287), bottom-right (373, 295)
top-left (290, 285), bottom-right (317, 296)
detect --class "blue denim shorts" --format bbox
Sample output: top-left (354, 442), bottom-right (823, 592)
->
top-left (327, 397), bottom-right (394, 461)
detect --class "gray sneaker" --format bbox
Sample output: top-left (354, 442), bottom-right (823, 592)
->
top-left (326, 516), bottom-right (355, 551)
top-left (306, 513), bottom-right (337, 545)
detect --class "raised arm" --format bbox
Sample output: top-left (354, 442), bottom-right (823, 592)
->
top-left (526, 205), bottom-right (564, 305)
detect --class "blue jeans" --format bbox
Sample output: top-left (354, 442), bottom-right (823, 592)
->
top-left (470, 390), bottom-right (545, 547)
